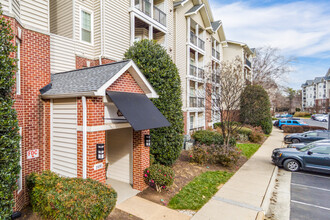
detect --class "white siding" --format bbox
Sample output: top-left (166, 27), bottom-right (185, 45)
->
top-left (104, 0), bottom-right (130, 61)
top-left (52, 98), bottom-right (77, 178)
top-left (50, 34), bottom-right (76, 73)
top-left (0, 0), bottom-right (10, 13)
top-left (20, 0), bottom-right (49, 32)
top-left (50, 0), bottom-right (73, 38)
top-left (106, 128), bottom-right (133, 184)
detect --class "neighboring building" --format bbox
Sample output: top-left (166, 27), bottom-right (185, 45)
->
top-left (1, 0), bottom-right (256, 212)
top-left (301, 69), bottom-right (330, 113)
top-left (222, 40), bottom-right (255, 83)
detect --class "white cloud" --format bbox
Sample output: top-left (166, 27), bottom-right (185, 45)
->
top-left (212, 1), bottom-right (330, 57)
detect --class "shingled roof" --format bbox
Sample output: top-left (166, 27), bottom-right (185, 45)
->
top-left (211, 20), bottom-right (221, 32)
top-left (185, 4), bottom-right (204, 15)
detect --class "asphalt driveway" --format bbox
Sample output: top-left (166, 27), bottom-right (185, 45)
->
top-left (301, 119), bottom-right (329, 129)
top-left (290, 172), bottom-right (330, 220)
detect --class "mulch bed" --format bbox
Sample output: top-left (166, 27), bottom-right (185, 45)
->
top-left (137, 150), bottom-right (247, 207)
top-left (17, 206), bottom-right (141, 220)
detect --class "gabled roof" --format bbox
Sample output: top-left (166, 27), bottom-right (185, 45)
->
top-left (306, 80), bottom-right (314, 85)
top-left (185, 4), bottom-right (204, 16)
top-left (174, 0), bottom-right (189, 8)
top-left (226, 40), bottom-right (254, 55)
top-left (314, 77), bottom-right (324, 83)
top-left (40, 60), bottom-right (158, 98)
top-left (211, 20), bottom-right (221, 32)
top-left (326, 68), bottom-right (330, 77)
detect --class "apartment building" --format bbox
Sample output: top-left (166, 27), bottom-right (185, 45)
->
top-left (174, 0), bottom-right (227, 134)
top-left (222, 40), bottom-right (255, 83)
top-left (1, 0), bottom-right (256, 212)
top-left (302, 69), bottom-right (330, 113)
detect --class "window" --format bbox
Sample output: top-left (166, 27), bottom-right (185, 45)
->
top-left (306, 132), bottom-right (317, 137)
top-left (81, 10), bottom-right (92, 43)
top-left (287, 121), bottom-right (292, 123)
top-left (311, 146), bottom-right (330, 155)
top-left (190, 115), bottom-right (194, 129)
top-left (16, 39), bottom-right (20, 95)
top-left (17, 128), bottom-right (22, 192)
top-left (293, 121), bottom-right (298, 124)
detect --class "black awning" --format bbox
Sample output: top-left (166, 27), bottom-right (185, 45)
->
top-left (106, 91), bottom-right (170, 131)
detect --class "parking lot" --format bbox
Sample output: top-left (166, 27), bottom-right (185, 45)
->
top-left (301, 118), bottom-right (329, 129)
top-left (290, 172), bottom-right (330, 220)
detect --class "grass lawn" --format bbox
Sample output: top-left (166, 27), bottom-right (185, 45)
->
top-left (237, 143), bottom-right (261, 159)
top-left (168, 171), bottom-right (233, 210)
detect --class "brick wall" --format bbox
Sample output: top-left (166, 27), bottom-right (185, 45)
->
top-left (133, 130), bottom-right (150, 191)
top-left (3, 15), bottom-right (51, 211)
top-left (76, 56), bottom-right (115, 69)
top-left (107, 71), bottom-right (144, 94)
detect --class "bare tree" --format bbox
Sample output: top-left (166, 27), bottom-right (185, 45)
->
top-left (252, 46), bottom-right (295, 91)
top-left (204, 56), bottom-right (246, 146)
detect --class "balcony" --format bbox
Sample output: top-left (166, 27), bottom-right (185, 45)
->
top-left (198, 38), bottom-right (205, 51)
top-left (212, 48), bottom-right (220, 60)
top-left (198, 98), bottom-right (204, 107)
top-left (198, 68), bottom-right (205, 79)
top-left (190, 97), bottom-right (197, 107)
top-left (190, 64), bottom-right (197, 77)
top-left (153, 6), bottom-right (166, 26)
top-left (190, 32), bottom-right (197, 47)
top-left (135, 0), bottom-right (151, 17)
top-left (245, 58), bottom-right (251, 68)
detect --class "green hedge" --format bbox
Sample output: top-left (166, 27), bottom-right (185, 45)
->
top-left (240, 85), bottom-right (273, 134)
top-left (27, 171), bottom-right (117, 220)
top-left (0, 8), bottom-right (21, 218)
top-left (192, 130), bottom-right (236, 146)
top-left (125, 40), bottom-right (184, 166)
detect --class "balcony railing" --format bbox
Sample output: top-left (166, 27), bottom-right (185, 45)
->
top-left (198, 68), bottom-right (205, 79)
top-left (190, 97), bottom-right (197, 107)
top-left (135, 0), bottom-right (151, 17)
top-left (198, 38), bottom-right (205, 51)
top-left (153, 6), bottom-right (166, 26)
top-left (245, 58), bottom-right (251, 68)
top-left (190, 32), bottom-right (197, 46)
top-left (190, 64), bottom-right (197, 77)
top-left (198, 98), bottom-right (204, 107)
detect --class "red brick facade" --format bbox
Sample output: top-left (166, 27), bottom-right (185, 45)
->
top-left (3, 15), bottom-right (51, 211)
top-left (6, 13), bottom-right (151, 212)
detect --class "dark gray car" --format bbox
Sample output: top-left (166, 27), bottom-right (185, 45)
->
top-left (272, 143), bottom-right (330, 174)
top-left (284, 130), bottom-right (330, 143)
top-left (287, 139), bottom-right (330, 150)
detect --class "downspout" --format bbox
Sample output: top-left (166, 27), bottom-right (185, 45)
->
top-left (82, 96), bottom-right (87, 179)
top-left (99, 0), bottom-right (104, 65)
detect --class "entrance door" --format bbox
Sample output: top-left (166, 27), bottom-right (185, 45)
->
top-left (106, 128), bottom-right (133, 184)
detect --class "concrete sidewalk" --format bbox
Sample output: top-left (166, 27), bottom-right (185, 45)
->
top-left (192, 128), bottom-right (284, 220)
top-left (117, 196), bottom-right (191, 220)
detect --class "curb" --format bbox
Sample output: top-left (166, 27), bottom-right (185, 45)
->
top-left (258, 165), bottom-right (279, 219)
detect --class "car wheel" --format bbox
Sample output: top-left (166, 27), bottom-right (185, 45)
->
top-left (322, 119), bottom-right (326, 122)
top-left (283, 159), bottom-right (300, 172)
top-left (291, 139), bottom-right (300, 143)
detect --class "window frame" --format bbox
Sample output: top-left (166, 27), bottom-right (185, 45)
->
top-left (79, 7), bottom-right (94, 45)
top-left (16, 39), bottom-right (21, 95)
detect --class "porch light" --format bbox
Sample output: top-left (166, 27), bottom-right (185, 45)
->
top-left (145, 135), bottom-right (151, 147)
top-left (96, 144), bottom-right (105, 160)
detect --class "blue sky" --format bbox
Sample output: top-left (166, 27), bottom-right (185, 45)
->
top-left (209, 0), bottom-right (330, 90)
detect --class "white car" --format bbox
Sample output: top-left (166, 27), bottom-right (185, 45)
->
top-left (315, 115), bottom-right (329, 122)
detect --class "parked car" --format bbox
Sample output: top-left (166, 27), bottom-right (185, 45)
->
top-left (284, 130), bottom-right (330, 143)
top-left (288, 139), bottom-right (330, 150)
top-left (280, 114), bottom-right (293, 118)
top-left (311, 114), bottom-right (327, 120)
top-left (272, 142), bottom-right (330, 174)
top-left (278, 119), bottom-right (307, 129)
top-left (315, 115), bottom-right (329, 122)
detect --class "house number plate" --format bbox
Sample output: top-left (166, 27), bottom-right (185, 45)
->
top-left (94, 163), bottom-right (103, 170)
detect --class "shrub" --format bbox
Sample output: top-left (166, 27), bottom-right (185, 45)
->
top-left (27, 171), bottom-right (117, 220)
top-left (213, 146), bottom-right (241, 167)
top-left (293, 112), bottom-right (311, 117)
top-left (144, 164), bottom-right (174, 192)
top-left (302, 126), bottom-right (327, 132)
top-left (237, 127), bottom-right (252, 136)
top-left (192, 130), bottom-right (224, 145)
top-left (240, 85), bottom-right (272, 134)
top-left (125, 40), bottom-right (184, 166)
top-left (0, 8), bottom-right (21, 218)
top-left (189, 145), bottom-right (209, 165)
top-left (272, 117), bottom-right (278, 120)
top-left (282, 125), bottom-right (304, 133)
top-left (249, 128), bottom-right (264, 143)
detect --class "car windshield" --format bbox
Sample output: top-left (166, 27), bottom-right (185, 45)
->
top-left (298, 144), bottom-right (315, 152)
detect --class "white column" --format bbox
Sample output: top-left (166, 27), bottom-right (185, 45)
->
top-left (187, 17), bottom-right (191, 43)
top-left (149, 25), bottom-right (153, 40)
top-left (130, 14), bottom-right (135, 46)
top-left (82, 96), bottom-right (87, 179)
